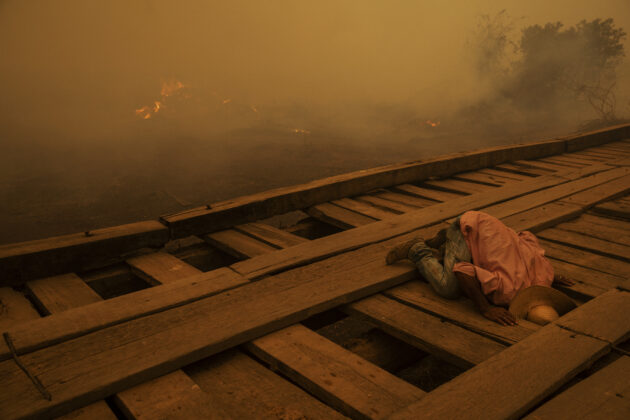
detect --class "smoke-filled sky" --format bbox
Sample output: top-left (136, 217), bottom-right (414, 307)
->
top-left (0, 1), bottom-right (629, 243)
top-left (1, 0), bottom-right (629, 141)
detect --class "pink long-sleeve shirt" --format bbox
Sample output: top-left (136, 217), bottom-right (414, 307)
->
top-left (452, 211), bottom-right (554, 306)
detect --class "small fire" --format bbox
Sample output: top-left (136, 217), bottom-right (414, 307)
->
top-left (135, 79), bottom-right (187, 120)
top-left (425, 120), bottom-right (440, 128)
top-left (222, 98), bottom-right (232, 105)
top-left (250, 105), bottom-right (259, 113)
top-left (292, 128), bottom-right (311, 135)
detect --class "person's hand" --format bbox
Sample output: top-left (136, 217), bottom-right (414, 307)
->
top-left (553, 274), bottom-right (575, 286)
top-left (482, 306), bottom-right (518, 326)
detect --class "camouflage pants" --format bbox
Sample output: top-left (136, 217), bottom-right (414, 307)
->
top-left (408, 217), bottom-right (471, 299)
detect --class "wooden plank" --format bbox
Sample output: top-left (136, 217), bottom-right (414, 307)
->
top-left (24, 273), bottom-right (119, 419)
top-left (186, 350), bottom-right (347, 419)
top-left (346, 294), bottom-right (506, 368)
top-left (551, 155), bottom-right (599, 166)
top-left (356, 195), bottom-right (419, 213)
top-left (331, 197), bottom-right (399, 220)
top-left (539, 239), bottom-right (630, 278)
top-left (0, 221), bottom-right (169, 286)
top-left (480, 167), bottom-right (629, 221)
top-left (234, 222), bottom-right (308, 248)
top-left (161, 136), bottom-right (574, 238)
top-left (383, 281), bottom-right (539, 345)
top-left (203, 230), bottom-right (278, 259)
top-left (388, 325), bottom-right (610, 420)
top-left (0, 287), bottom-right (39, 331)
top-left (567, 151), bottom-right (609, 161)
top-left (525, 356), bottom-right (630, 420)
top-left (549, 258), bottom-right (625, 295)
top-left (537, 228), bottom-right (630, 262)
top-left (554, 217), bottom-right (630, 246)
top-left (499, 202), bottom-right (582, 233)
top-left (560, 173), bottom-right (630, 208)
top-left (453, 171), bottom-right (507, 187)
top-left (565, 123), bottom-right (630, 151)
top-left (0, 267), bottom-right (248, 360)
top-left (539, 157), bottom-right (585, 168)
top-left (233, 164), bottom-right (614, 279)
top-left (479, 167), bottom-right (535, 179)
top-left (247, 324), bottom-right (425, 419)
top-left (579, 213), bottom-right (630, 232)
top-left (0, 235), bottom-right (423, 418)
top-left (373, 190), bottom-right (438, 208)
top-left (393, 184), bottom-right (463, 202)
top-left (308, 202), bottom-right (377, 229)
top-left (113, 370), bottom-right (225, 420)
top-left (516, 159), bottom-right (571, 172)
top-left (555, 289), bottom-right (630, 344)
top-left (127, 252), bottom-right (203, 285)
top-left (26, 274), bottom-right (101, 315)
top-left (55, 401), bottom-right (117, 420)
top-left (493, 163), bottom-right (549, 176)
top-left (593, 200), bottom-right (630, 219)
top-left (423, 178), bottom-right (493, 194)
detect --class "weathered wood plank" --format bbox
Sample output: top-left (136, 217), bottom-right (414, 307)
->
top-left (578, 213), bottom-right (630, 232)
top-left (127, 252), bottom-right (203, 285)
top-left (332, 197), bottom-right (399, 220)
top-left (498, 202), bottom-right (582, 233)
top-left (0, 221), bottom-right (169, 286)
top-left (549, 258), bottom-right (625, 295)
top-left (24, 272), bottom-right (118, 419)
top-left (26, 274), bottom-right (101, 315)
top-left (161, 137), bottom-right (573, 238)
top-left (554, 217), bottom-right (630, 247)
top-left (308, 202), bottom-right (377, 229)
top-left (186, 350), bottom-right (347, 419)
top-left (453, 171), bottom-right (510, 186)
top-left (0, 287), bottom-right (39, 331)
top-left (478, 167), bottom-right (535, 180)
top-left (248, 324), bottom-right (425, 419)
top-left (0, 236), bottom-right (420, 419)
top-left (388, 325), bottom-right (610, 420)
top-left (203, 229), bottom-right (278, 259)
top-left (373, 190), bottom-right (438, 208)
top-left (560, 173), bottom-right (630, 208)
top-left (565, 124), bottom-right (630, 151)
top-left (356, 195), bottom-right (420, 213)
top-left (537, 228), bottom-right (630, 262)
top-left (539, 157), bottom-right (585, 168)
top-left (516, 159), bottom-right (571, 171)
top-left (480, 167), bottom-right (628, 221)
top-left (55, 401), bottom-right (117, 420)
top-left (393, 184), bottom-right (463, 202)
top-left (0, 268), bottom-right (248, 360)
top-left (384, 281), bottom-right (539, 345)
top-left (346, 294), bottom-right (506, 368)
top-left (525, 355), bottom-right (630, 420)
top-left (113, 370), bottom-right (225, 420)
top-left (555, 289), bottom-right (630, 344)
top-left (498, 161), bottom-right (555, 175)
top-left (233, 165), bottom-right (600, 279)
top-left (592, 200), bottom-right (630, 219)
top-left (234, 222), bottom-right (309, 248)
top-left (539, 239), bottom-right (630, 279)
top-left (423, 178), bottom-right (493, 194)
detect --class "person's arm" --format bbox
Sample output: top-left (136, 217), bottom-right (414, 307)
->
top-left (454, 270), bottom-right (517, 326)
top-left (553, 274), bottom-right (575, 286)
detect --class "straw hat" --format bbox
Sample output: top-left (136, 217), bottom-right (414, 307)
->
top-left (509, 286), bottom-right (577, 325)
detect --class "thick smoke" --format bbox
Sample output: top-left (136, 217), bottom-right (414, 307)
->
top-left (1, 1), bottom-right (629, 242)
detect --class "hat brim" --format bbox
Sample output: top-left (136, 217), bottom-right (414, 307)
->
top-left (509, 286), bottom-right (577, 319)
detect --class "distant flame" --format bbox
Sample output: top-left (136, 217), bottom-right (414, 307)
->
top-left (136, 79), bottom-right (187, 120)
top-left (251, 105), bottom-right (259, 113)
top-left (425, 120), bottom-right (440, 128)
top-left (292, 128), bottom-right (311, 135)
top-left (222, 98), bottom-right (232, 105)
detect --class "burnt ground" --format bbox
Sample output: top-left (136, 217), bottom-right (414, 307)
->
top-left (0, 123), bottom-right (573, 245)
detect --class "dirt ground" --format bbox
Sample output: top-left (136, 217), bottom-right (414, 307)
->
top-left (0, 123), bottom-right (573, 245)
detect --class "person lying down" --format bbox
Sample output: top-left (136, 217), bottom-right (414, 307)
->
top-left (386, 210), bottom-right (576, 326)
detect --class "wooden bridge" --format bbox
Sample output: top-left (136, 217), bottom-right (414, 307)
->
top-left (0, 124), bottom-right (629, 419)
